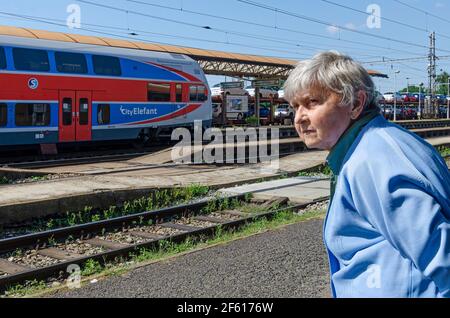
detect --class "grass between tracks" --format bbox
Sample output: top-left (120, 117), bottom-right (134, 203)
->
top-left (437, 145), bottom-right (450, 157)
top-left (0, 175), bottom-right (52, 185)
top-left (0, 184), bottom-right (211, 238)
top-left (3, 205), bottom-right (326, 298)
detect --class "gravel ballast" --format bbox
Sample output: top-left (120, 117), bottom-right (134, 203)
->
top-left (49, 217), bottom-right (330, 298)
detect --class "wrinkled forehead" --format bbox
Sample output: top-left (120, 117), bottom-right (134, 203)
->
top-left (292, 84), bottom-right (334, 102)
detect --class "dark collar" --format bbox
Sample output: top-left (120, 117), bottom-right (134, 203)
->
top-left (326, 109), bottom-right (380, 175)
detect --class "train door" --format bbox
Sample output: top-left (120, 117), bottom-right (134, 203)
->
top-left (176, 83), bottom-right (187, 120)
top-left (75, 91), bottom-right (92, 141)
top-left (59, 91), bottom-right (92, 142)
top-left (59, 91), bottom-right (76, 142)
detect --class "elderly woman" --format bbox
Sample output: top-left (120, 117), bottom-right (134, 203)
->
top-left (283, 51), bottom-right (450, 298)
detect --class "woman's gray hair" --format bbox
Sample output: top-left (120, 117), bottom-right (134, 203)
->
top-left (283, 51), bottom-right (379, 111)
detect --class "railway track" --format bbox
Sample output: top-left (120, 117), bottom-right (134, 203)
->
top-left (0, 143), bottom-right (172, 169)
top-left (0, 191), bottom-right (328, 292)
top-left (1, 120), bottom-right (449, 170)
top-left (4, 123), bottom-right (450, 171)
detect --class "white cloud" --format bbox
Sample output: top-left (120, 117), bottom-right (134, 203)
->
top-left (327, 22), bottom-right (357, 34)
top-left (326, 25), bottom-right (340, 34)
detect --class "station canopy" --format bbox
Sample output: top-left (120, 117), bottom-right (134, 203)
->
top-left (0, 25), bottom-right (388, 80)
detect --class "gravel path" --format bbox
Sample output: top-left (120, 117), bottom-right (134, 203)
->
top-left (48, 218), bottom-right (330, 298)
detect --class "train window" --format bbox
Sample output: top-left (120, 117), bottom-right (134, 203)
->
top-left (55, 52), bottom-right (88, 74)
top-left (189, 85), bottom-right (197, 101)
top-left (0, 104), bottom-right (7, 126)
top-left (0, 47), bottom-right (6, 69)
top-left (13, 48), bottom-right (50, 72)
top-left (97, 104), bottom-right (110, 125)
top-left (79, 99), bottom-right (89, 125)
top-left (189, 85), bottom-right (207, 102)
top-left (15, 103), bottom-right (50, 126)
top-left (175, 84), bottom-right (183, 102)
top-left (62, 98), bottom-right (72, 126)
top-left (197, 86), bottom-right (207, 101)
top-left (148, 82), bottom-right (171, 102)
top-left (92, 55), bottom-right (122, 76)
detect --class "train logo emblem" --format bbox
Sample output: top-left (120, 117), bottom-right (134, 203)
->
top-left (28, 78), bottom-right (39, 90)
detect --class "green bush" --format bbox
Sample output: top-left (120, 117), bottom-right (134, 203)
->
top-left (245, 115), bottom-right (259, 126)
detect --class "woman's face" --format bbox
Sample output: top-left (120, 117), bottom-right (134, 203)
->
top-left (291, 87), bottom-right (353, 150)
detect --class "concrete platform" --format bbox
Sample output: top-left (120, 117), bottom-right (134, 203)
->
top-left (427, 136), bottom-right (450, 147)
top-left (29, 137), bottom-right (303, 175)
top-left (0, 151), bottom-right (328, 224)
top-left (220, 177), bottom-right (330, 203)
top-left (0, 134), bottom-right (448, 225)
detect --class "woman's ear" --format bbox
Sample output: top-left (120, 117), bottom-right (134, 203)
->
top-left (351, 90), bottom-right (366, 119)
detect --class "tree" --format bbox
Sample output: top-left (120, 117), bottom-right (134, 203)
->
top-left (400, 85), bottom-right (421, 93)
top-left (436, 71), bottom-right (450, 95)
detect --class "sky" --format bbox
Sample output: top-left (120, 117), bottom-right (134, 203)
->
top-left (1, 0), bottom-right (450, 93)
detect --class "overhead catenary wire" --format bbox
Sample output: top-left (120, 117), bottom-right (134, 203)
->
top-left (236, 0), bottom-right (450, 54)
top-left (125, 0), bottom-right (427, 57)
top-left (361, 55), bottom-right (450, 64)
top-left (361, 56), bottom-right (433, 64)
top-left (75, 0), bottom-right (385, 58)
top-left (0, 10), bottom-right (314, 59)
top-left (0, 9), bottom-right (394, 62)
top-left (320, 0), bottom-right (450, 41)
top-left (1, 1), bottom-right (447, 78)
top-left (392, 0), bottom-right (450, 26)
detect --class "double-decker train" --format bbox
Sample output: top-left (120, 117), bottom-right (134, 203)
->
top-left (0, 34), bottom-right (212, 147)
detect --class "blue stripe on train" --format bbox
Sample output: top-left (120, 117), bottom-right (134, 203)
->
top-left (0, 131), bottom-right (58, 145)
top-left (91, 128), bottom-right (142, 141)
top-left (92, 103), bottom-right (188, 126)
top-left (0, 102), bottom-right (186, 129)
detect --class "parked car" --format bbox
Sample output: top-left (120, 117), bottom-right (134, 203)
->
top-left (402, 106), bottom-right (418, 120)
top-left (246, 106), bottom-right (271, 118)
top-left (381, 105), bottom-right (403, 120)
top-left (412, 93), bottom-right (425, 102)
top-left (439, 106), bottom-right (449, 118)
top-left (274, 104), bottom-right (295, 121)
top-left (211, 83), bottom-right (247, 97)
top-left (383, 92), bottom-right (403, 103)
top-left (436, 94), bottom-right (447, 105)
top-left (382, 105), bottom-right (393, 119)
top-left (245, 86), bottom-right (278, 99)
top-left (400, 92), bottom-right (410, 102)
top-left (408, 94), bottom-right (418, 102)
top-left (400, 93), bottom-right (421, 103)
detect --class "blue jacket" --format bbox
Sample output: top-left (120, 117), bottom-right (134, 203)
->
top-left (325, 114), bottom-right (450, 298)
